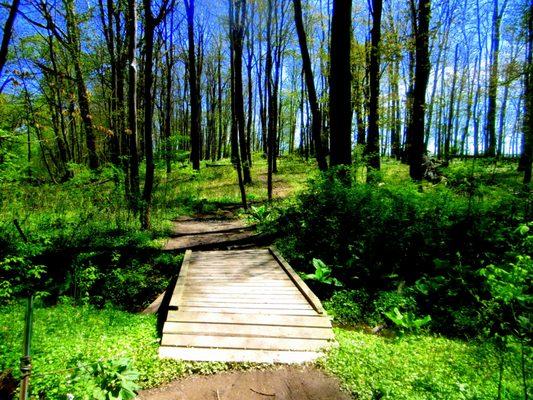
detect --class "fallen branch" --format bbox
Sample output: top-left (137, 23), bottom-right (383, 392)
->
top-left (250, 387), bottom-right (275, 397)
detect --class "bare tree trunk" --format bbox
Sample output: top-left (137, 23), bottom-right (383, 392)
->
top-left (366, 0), bottom-right (382, 177)
top-left (485, 0), bottom-right (508, 157)
top-left (185, 0), bottom-right (201, 170)
top-left (140, 0), bottom-right (172, 228)
top-left (231, 0), bottom-right (251, 184)
top-left (444, 44), bottom-right (459, 160)
top-left (519, 1), bottom-right (532, 184)
top-left (229, 0), bottom-right (248, 207)
top-left (0, 0), bottom-right (20, 84)
top-left (406, 0), bottom-right (431, 180)
top-left (329, 0), bottom-right (352, 167)
top-left (127, 0), bottom-right (140, 209)
top-left (293, 0), bottom-right (327, 170)
top-left (266, 0), bottom-right (275, 200)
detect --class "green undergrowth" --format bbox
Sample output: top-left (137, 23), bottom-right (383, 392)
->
top-left (0, 302), bottom-right (260, 399)
top-left (323, 328), bottom-right (530, 400)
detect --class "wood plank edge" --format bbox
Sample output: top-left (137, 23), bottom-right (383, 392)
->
top-left (169, 249), bottom-right (192, 309)
top-left (269, 246), bottom-right (326, 314)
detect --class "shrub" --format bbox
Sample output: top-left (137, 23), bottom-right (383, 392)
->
top-left (274, 170), bottom-right (528, 336)
top-left (324, 289), bottom-right (370, 325)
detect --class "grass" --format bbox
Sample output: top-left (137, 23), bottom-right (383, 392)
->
top-left (323, 328), bottom-right (529, 400)
top-left (0, 302), bottom-right (254, 398)
top-left (2, 302), bottom-right (528, 399)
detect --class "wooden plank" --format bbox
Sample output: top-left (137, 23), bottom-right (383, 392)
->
top-left (141, 290), bottom-right (165, 314)
top-left (269, 247), bottom-right (325, 314)
top-left (179, 301), bottom-right (313, 310)
top-left (196, 249), bottom-right (270, 255)
top-left (169, 250), bottom-right (192, 309)
top-left (186, 269), bottom-right (285, 275)
top-left (187, 264), bottom-right (281, 269)
top-left (182, 292), bottom-right (304, 299)
top-left (177, 306), bottom-right (318, 315)
top-left (166, 311), bottom-right (332, 327)
top-left (185, 280), bottom-right (294, 286)
top-left (181, 296), bottom-right (308, 305)
top-left (159, 346), bottom-right (321, 363)
top-left (161, 334), bottom-right (332, 351)
top-left (163, 322), bottom-right (335, 339)
top-left (187, 272), bottom-right (287, 277)
top-left (183, 287), bottom-right (300, 295)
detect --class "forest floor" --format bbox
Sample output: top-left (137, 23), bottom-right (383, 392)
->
top-left (137, 365), bottom-right (351, 400)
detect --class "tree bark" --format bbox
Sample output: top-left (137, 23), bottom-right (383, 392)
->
top-left (0, 0), bottom-right (20, 83)
top-left (229, 0), bottom-right (248, 208)
top-left (126, 0), bottom-right (140, 209)
top-left (519, 1), bottom-right (532, 184)
top-left (485, 0), bottom-right (508, 157)
top-left (293, 0), bottom-right (327, 170)
top-left (365, 0), bottom-right (382, 176)
top-left (185, 0), bottom-right (201, 170)
top-left (329, 0), bottom-right (352, 167)
top-left (406, 0), bottom-right (431, 180)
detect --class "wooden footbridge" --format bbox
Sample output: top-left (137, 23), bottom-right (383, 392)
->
top-left (159, 247), bottom-right (334, 363)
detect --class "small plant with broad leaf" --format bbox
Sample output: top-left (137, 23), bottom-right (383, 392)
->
top-left (72, 358), bottom-right (139, 400)
top-left (384, 307), bottom-right (431, 335)
top-left (303, 259), bottom-right (343, 287)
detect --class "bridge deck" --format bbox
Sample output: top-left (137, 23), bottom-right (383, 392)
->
top-left (159, 248), bottom-right (334, 363)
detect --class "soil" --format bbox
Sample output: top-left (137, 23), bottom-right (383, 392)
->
top-left (136, 366), bottom-right (352, 400)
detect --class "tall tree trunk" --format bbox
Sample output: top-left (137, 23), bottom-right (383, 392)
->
top-left (127, 0), bottom-right (140, 209)
top-left (444, 44), bottom-right (459, 160)
top-left (485, 0), bottom-right (508, 157)
top-left (266, 0), bottom-right (275, 200)
top-left (0, 0), bottom-right (20, 84)
top-left (231, 0), bottom-right (251, 184)
top-left (245, 3), bottom-right (254, 167)
top-left (329, 0), bottom-right (352, 167)
top-left (390, 59), bottom-right (401, 159)
top-left (293, 0), bottom-right (327, 170)
top-left (519, 1), bottom-right (532, 184)
top-left (139, 0), bottom-right (171, 228)
top-left (229, 0), bottom-right (248, 207)
top-left (365, 0), bottom-right (382, 176)
top-left (217, 45), bottom-right (224, 161)
top-left (406, 0), bottom-right (431, 180)
top-left (185, 0), bottom-right (201, 170)
top-left (141, 0), bottom-right (156, 229)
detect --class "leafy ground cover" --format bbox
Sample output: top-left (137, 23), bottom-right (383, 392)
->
top-left (1, 302), bottom-right (528, 399)
top-left (323, 328), bottom-right (529, 400)
top-left (0, 302), bottom-right (250, 399)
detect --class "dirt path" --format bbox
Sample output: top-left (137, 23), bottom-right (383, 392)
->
top-left (144, 209), bottom-right (349, 399)
top-left (163, 206), bottom-right (270, 251)
top-left (137, 366), bottom-right (351, 400)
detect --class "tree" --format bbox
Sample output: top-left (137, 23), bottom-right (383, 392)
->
top-left (140, 0), bottom-right (173, 229)
top-left (329, 0), bottom-right (352, 167)
top-left (126, 0), bottom-right (140, 209)
top-left (366, 0), bottom-right (383, 176)
top-left (39, 0), bottom-right (99, 170)
top-left (293, 0), bottom-right (327, 170)
top-left (485, 0), bottom-right (508, 157)
top-left (0, 0), bottom-right (20, 89)
top-left (519, 1), bottom-right (532, 184)
top-left (230, 0), bottom-right (251, 184)
top-left (184, 0), bottom-right (201, 171)
top-left (406, 0), bottom-right (431, 180)
top-left (229, 0), bottom-right (248, 207)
